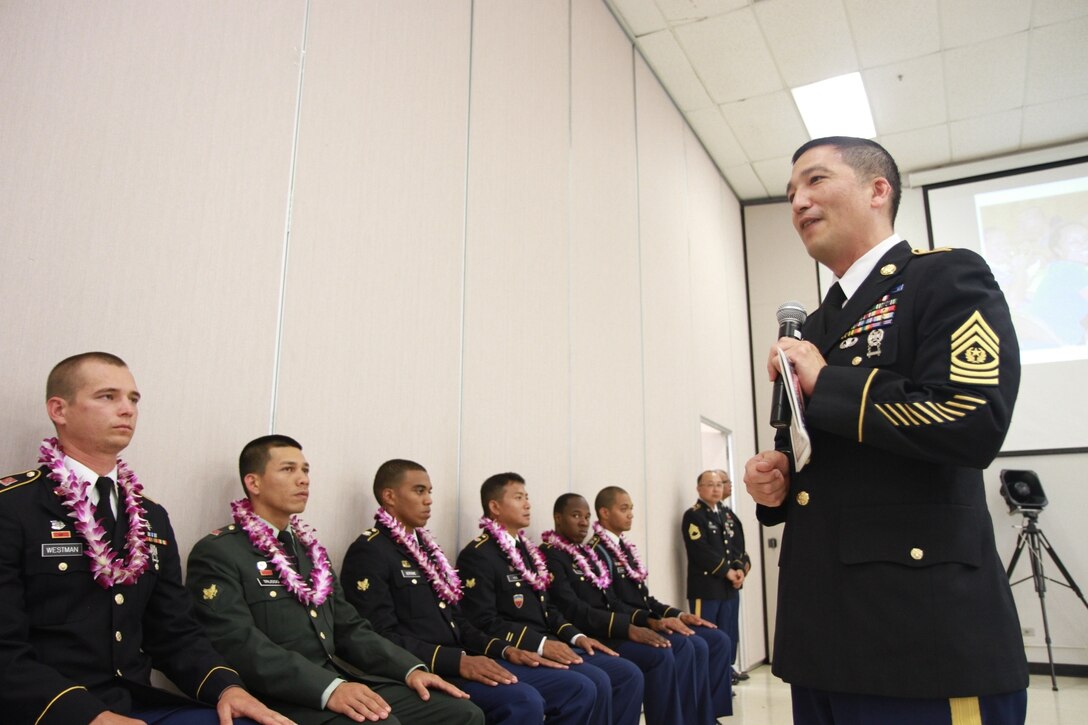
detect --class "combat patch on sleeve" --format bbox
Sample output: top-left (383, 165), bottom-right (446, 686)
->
top-left (950, 310), bottom-right (999, 385)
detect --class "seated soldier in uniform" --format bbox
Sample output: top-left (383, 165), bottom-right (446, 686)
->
top-left (457, 473), bottom-right (645, 725)
top-left (543, 492), bottom-right (703, 725)
top-left (591, 486), bottom-right (733, 722)
top-left (0, 352), bottom-right (288, 725)
top-left (341, 458), bottom-right (597, 724)
top-left (186, 436), bottom-right (484, 725)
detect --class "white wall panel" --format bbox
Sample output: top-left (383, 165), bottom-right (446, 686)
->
top-left (634, 56), bottom-right (699, 607)
top-left (274, 1), bottom-right (472, 563)
top-left (459, 0), bottom-right (572, 545)
top-left (0, 1), bottom-right (304, 555)
top-left (569, 0), bottom-right (645, 505)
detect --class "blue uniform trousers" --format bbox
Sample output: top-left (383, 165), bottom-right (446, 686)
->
top-left (691, 623), bottom-right (733, 717)
top-left (690, 596), bottom-right (740, 667)
top-left (455, 660), bottom-right (596, 725)
top-left (791, 685), bottom-right (1027, 725)
top-left (573, 648), bottom-right (645, 725)
top-left (605, 638), bottom-right (688, 725)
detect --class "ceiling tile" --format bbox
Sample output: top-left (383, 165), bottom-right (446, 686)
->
top-left (1031, 0), bottom-right (1088, 27)
top-left (844, 0), bottom-right (941, 68)
top-left (654, 0), bottom-right (748, 24)
top-left (938, 0), bottom-right (1031, 48)
top-left (863, 53), bottom-right (946, 136)
top-left (722, 163), bottom-right (769, 200)
top-left (636, 29), bottom-right (714, 111)
top-left (606, 0), bottom-right (669, 36)
top-left (1025, 16), bottom-right (1088, 105)
top-left (752, 156), bottom-right (794, 199)
top-left (943, 33), bottom-right (1028, 120)
top-left (686, 106), bottom-right (749, 167)
top-left (948, 109), bottom-right (1023, 162)
top-left (719, 90), bottom-right (808, 162)
top-left (1022, 95), bottom-right (1088, 147)
top-left (673, 9), bottom-right (783, 103)
top-left (877, 124), bottom-right (951, 173)
top-left (755, 0), bottom-right (858, 87)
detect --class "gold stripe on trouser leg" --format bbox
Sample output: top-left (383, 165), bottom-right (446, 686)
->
top-left (949, 696), bottom-right (982, 725)
top-left (694, 598), bottom-right (701, 618)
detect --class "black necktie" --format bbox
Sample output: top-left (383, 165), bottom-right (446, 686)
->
top-left (822, 282), bottom-right (846, 333)
top-left (94, 477), bottom-right (117, 544)
top-left (278, 529), bottom-right (297, 561)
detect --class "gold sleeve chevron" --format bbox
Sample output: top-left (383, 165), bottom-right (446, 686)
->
top-left (873, 394), bottom-right (988, 427)
top-left (949, 311), bottom-right (999, 385)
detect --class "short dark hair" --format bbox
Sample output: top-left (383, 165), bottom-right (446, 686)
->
top-left (481, 472), bottom-right (525, 517)
top-left (594, 486), bottom-right (627, 518)
top-left (46, 352), bottom-right (128, 401)
top-left (373, 459), bottom-right (427, 503)
top-left (553, 492), bottom-right (586, 515)
top-left (792, 136), bottom-right (901, 223)
top-left (238, 435), bottom-right (303, 496)
top-left (696, 470), bottom-right (714, 484)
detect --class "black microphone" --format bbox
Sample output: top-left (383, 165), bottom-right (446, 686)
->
top-left (770, 301), bottom-right (808, 429)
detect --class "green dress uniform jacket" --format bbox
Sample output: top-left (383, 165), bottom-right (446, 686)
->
top-left (760, 241), bottom-right (1029, 699)
top-left (0, 466), bottom-right (243, 725)
top-left (186, 523), bottom-right (423, 724)
top-left (682, 500), bottom-right (749, 600)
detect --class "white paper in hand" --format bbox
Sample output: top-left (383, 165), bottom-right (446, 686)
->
top-left (776, 346), bottom-right (812, 471)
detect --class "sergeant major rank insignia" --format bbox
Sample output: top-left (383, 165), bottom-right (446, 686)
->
top-left (950, 310), bottom-right (999, 385)
top-left (688, 523), bottom-right (701, 540)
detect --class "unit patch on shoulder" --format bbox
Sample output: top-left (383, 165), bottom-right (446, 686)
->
top-left (688, 523), bottom-right (702, 541)
top-left (0, 469), bottom-right (41, 492)
top-left (950, 310), bottom-right (1000, 385)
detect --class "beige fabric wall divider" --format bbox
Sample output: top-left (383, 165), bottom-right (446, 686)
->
top-left (1, 0), bottom-right (760, 665)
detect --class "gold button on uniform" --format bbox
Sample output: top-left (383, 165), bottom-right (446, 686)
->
top-left (114, 594), bottom-right (124, 605)
top-left (269, 591), bottom-right (278, 598)
top-left (58, 562), bottom-right (68, 572)
top-left (114, 631), bottom-right (123, 642)
top-left (438, 602), bottom-right (446, 609)
top-left (880, 263), bottom-right (897, 276)
top-left (319, 632), bottom-right (326, 640)
top-left (310, 609), bottom-right (318, 618)
top-left (796, 491), bottom-right (810, 506)
top-left (910, 548), bottom-right (924, 560)
top-left (851, 356), bottom-right (862, 366)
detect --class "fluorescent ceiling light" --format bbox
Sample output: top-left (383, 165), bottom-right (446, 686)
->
top-left (791, 72), bottom-right (876, 139)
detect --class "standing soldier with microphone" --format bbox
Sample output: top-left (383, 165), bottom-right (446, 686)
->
top-left (745, 137), bottom-right (1028, 724)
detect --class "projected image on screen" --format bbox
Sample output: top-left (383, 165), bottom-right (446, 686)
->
top-left (926, 156), bottom-right (1088, 452)
top-left (977, 180), bottom-right (1088, 363)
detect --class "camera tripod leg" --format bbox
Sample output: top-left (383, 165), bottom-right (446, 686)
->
top-left (1036, 529), bottom-right (1088, 611)
top-left (1026, 531), bottom-right (1059, 691)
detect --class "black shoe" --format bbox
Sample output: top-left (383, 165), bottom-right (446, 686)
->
top-left (732, 670), bottom-right (749, 683)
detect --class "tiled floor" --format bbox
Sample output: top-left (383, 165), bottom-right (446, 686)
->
top-left (719, 664), bottom-right (1088, 724)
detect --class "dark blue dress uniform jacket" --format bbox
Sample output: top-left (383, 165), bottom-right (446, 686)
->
top-left (456, 532), bottom-right (583, 652)
top-left (0, 466), bottom-right (243, 725)
top-left (590, 534), bottom-right (681, 622)
top-left (682, 501), bottom-right (749, 600)
top-left (341, 524), bottom-right (510, 674)
top-left (760, 241), bottom-right (1029, 698)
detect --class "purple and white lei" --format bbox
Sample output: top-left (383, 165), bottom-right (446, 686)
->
top-left (39, 437), bottom-right (150, 588)
top-left (375, 508), bottom-right (463, 604)
top-left (541, 530), bottom-right (612, 590)
top-left (592, 521), bottom-right (648, 583)
top-left (478, 516), bottom-right (550, 593)
top-left (231, 498), bottom-right (333, 606)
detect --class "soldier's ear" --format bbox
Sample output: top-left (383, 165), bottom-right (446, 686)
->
top-left (243, 473), bottom-right (260, 498)
top-left (487, 498), bottom-right (502, 519)
top-left (379, 486), bottom-right (396, 507)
